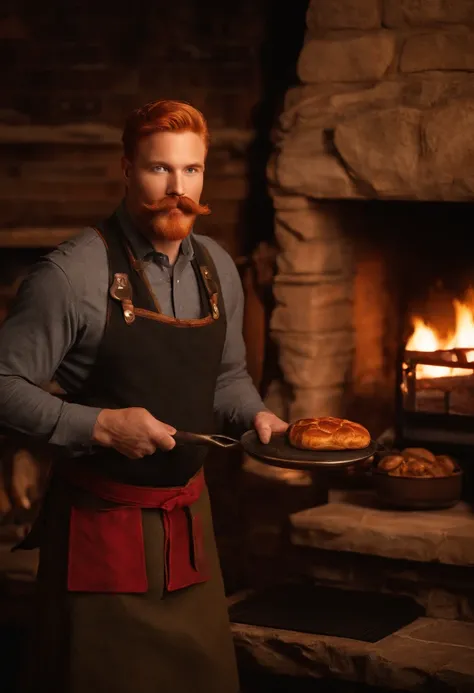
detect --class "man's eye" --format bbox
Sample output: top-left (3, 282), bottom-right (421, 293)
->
top-left (151, 165), bottom-right (166, 173)
top-left (186, 167), bottom-right (198, 174)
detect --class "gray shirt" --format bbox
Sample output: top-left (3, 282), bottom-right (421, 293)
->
top-left (0, 203), bottom-right (265, 451)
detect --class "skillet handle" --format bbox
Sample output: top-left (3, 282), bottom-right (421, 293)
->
top-left (173, 432), bottom-right (205, 445)
top-left (173, 432), bottom-right (240, 449)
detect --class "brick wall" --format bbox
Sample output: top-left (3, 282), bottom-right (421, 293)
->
top-left (0, 0), bottom-right (307, 259)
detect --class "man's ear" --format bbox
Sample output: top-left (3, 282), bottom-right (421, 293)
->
top-left (121, 156), bottom-right (131, 183)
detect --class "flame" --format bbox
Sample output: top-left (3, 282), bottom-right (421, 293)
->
top-left (406, 293), bottom-right (474, 378)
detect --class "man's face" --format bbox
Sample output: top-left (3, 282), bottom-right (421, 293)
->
top-left (123, 130), bottom-right (208, 241)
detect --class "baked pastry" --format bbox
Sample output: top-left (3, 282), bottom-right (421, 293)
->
top-left (402, 448), bottom-right (436, 464)
top-left (435, 455), bottom-right (456, 476)
top-left (377, 448), bottom-right (458, 478)
top-left (387, 460), bottom-right (409, 477)
top-left (287, 417), bottom-right (371, 451)
top-left (378, 454), bottom-right (404, 473)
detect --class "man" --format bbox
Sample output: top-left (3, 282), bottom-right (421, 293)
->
top-left (0, 100), bottom-right (288, 693)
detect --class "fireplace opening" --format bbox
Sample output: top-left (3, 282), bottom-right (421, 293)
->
top-left (308, 198), bottom-right (474, 500)
top-left (334, 199), bottom-right (474, 437)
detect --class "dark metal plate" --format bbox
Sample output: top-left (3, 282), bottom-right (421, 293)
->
top-left (240, 430), bottom-right (378, 470)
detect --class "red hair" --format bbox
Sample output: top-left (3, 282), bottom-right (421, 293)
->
top-left (122, 100), bottom-right (209, 160)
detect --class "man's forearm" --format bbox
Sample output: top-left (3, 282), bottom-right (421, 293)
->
top-left (0, 375), bottom-right (100, 449)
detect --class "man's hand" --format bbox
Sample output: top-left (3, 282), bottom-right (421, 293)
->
top-left (253, 410), bottom-right (289, 444)
top-left (92, 407), bottom-right (176, 459)
top-left (0, 447), bottom-right (48, 515)
top-left (8, 448), bottom-right (43, 509)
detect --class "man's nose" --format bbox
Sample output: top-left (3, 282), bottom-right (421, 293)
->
top-left (166, 172), bottom-right (185, 197)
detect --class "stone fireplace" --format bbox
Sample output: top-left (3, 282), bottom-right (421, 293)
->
top-left (265, 0), bottom-right (474, 436)
top-left (232, 9), bottom-right (474, 684)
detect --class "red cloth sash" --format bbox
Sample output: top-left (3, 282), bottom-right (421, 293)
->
top-left (59, 464), bottom-right (208, 594)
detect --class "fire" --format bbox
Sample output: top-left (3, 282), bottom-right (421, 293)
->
top-left (406, 291), bottom-right (474, 379)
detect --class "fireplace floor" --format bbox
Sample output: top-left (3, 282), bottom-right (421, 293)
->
top-left (231, 609), bottom-right (474, 692)
top-left (229, 583), bottom-right (423, 642)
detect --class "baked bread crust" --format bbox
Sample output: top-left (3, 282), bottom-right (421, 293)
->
top-left (287, 417), bottom-right (371, 451)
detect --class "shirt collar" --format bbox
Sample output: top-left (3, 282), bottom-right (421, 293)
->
top-left (115, 200), bottom-right (195, 265)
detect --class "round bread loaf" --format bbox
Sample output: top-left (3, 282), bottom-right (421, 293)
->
top-left (287, 417), bottom-right (371, 451)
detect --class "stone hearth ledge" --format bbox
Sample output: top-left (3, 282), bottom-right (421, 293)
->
top-left (289, 489), bottom-right (474, 566)
top-left (231, 615), bottom-right (474, 692)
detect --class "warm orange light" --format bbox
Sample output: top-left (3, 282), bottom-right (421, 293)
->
top-left (406, 290), bottom-right (474, 378)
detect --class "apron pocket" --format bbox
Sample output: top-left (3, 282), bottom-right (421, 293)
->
top-left (67, 505), bottom-right (148, 593)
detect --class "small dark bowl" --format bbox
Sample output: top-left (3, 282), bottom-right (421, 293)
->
top-left (371, 463), bottom-right (463, 510)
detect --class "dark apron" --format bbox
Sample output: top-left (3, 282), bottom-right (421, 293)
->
top-left (19, 213), bottom-right (239, 693)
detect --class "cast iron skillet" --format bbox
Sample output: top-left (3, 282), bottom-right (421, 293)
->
top-left (173, 430), bottom-right (378, 470)
top-left (240, 430), bottom-right (378, 470)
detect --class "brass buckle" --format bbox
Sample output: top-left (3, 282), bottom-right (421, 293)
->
top-left (110, 273), bottom-right (135, 324)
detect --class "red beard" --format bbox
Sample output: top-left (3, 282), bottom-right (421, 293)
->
top-left (139, 196), bottom-right (211, 241)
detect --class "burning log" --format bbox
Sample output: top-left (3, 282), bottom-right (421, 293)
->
top-left (406, 349), bottom-right (474, 367)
